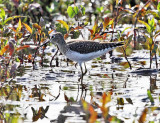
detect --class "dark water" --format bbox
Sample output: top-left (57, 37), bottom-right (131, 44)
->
top-left (0, 44), bottom-right (160, 123)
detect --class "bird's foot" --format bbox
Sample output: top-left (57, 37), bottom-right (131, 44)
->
top-left (78, 76), bottom-right (82, 82)
top-left (78, 77), bottom-right (86, 89)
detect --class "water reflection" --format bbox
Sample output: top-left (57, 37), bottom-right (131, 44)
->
top-left (0, 50), bottom-right (160, 122)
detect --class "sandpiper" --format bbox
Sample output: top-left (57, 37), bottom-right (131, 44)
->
top-left (50, 32), bottom-right (124, 84)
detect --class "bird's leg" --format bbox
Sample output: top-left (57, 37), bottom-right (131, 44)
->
top-left (78, 63), bottom-right (87, 82)
top-left (78, 63), bottom-right (87, 90)
top-left (80, 65), bottom-right (84, 85)
top-left (83, 63), bottom-right (87, 75)
top-left (75, 62), bottom-right (78, 68)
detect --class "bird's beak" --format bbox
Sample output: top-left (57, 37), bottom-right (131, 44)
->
top-left (40, 40), bottom-right (51, 47)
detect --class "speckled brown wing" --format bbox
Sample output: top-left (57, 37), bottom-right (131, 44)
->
top-left (67, 41), bottom-right (124, 54)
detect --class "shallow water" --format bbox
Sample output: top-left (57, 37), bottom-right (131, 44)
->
top-left (0, 45), bottom-right (160, 123)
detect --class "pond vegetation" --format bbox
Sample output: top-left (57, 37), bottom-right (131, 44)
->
top-left (0, 0), bottom-right (160, 122)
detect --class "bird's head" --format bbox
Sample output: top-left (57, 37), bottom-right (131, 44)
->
top-left (50, 32), bottom-right (65, 45)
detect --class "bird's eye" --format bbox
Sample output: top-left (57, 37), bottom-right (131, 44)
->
top-left (51, 35), bottom-right (55, 39)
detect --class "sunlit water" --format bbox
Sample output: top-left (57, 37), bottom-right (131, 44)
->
top-left (1, 44), bottom-right (160, 123)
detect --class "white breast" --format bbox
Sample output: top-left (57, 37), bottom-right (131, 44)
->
top-left (65, 48), bottom-right (112, 63)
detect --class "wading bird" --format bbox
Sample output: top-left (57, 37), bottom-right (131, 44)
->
top-left (50, 32), bottom-right (124, 85)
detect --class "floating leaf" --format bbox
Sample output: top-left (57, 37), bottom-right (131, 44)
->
top-left (126, 98), bottom-right (133, 104)
top-left (32, 108), bottom-right (42, 122)
top-left (64, 93), bottom-right (69, 103)
top-left (102, 74), bottom-right (110, 78)
top-left (101, 92), bottom-right (111, 106)
top-left (117, 98), bottom-right (124, 105)
top-left (0, 44), bottom-right (9, 56)
top-left (99, 92), bottom-right (112, 119)
top-left (119, 62), bottom-right (130, 68)
top-left (138, 61), bottom-right (146, 66)
top-left (67, 6), bottom-right (75, 18)
top-left (82, 99), bottom-right (88, 111)
top-left (139, 108), bottom-right (148, 123)
top-left (16, 45), bottom-right (30, 51)
top-left (57, 20), bottom-right (69, 32)
top-left (22, 22), bottom-right (32, 33)
top-left (89, 105), bottom-right (97, 123)
top-left (16, 19), bottom-right (21, 32)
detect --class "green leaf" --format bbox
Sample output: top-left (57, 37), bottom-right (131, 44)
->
top-left (146, 10), bottom-right (159, 18)
top-left (0, 8), bottom-right (5, 21)
top-left (157, 2), bottom-right (160, 12)
top-left (16, 57), bottom-right (20, 62)
top-left (148, 18), bottom-right (155, 32)
top-left (104, 10), bottom-right (111, 14)
top-left (148, 18), bottom-right (154, 27)
top-left (97, 6), bottom-right (103, 13)
top-left (147, 89), bottom-right (154, 104)
top-left (121, 27), bottom-right (131, 35)
top-left (138, 19), bottom-right (151, 33)
top-left (67, 6), bottom-right (75, 18)
top-left (3, 15), bottom-right (21, 25)
top-left (74, 6), bottom-right (79, 14)
top-left (81, 5), bottom-right (85, 15)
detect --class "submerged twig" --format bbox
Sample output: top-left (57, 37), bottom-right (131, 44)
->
top-left (155, 53), bottom-right (158, 69)
top-left (122, 47), bottom-right (132, 70)
top-left (32, 40), bottom-right (50, 69)
top-left (50, 48), bottom-right (59, 67)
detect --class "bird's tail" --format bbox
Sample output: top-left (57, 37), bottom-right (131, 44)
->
top-left (106, 41), bottom-right (124, 49)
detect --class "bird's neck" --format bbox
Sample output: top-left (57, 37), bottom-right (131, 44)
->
top-left (57, 38), bottom-right (68, 54)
